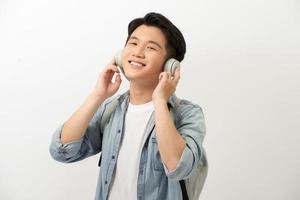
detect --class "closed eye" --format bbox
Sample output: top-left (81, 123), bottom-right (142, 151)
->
top-left (147, 46), bottom-right (157, 50)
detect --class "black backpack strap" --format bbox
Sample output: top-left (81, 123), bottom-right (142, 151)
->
top-left (180, 180), bottom-right (189, 200)
top-left (97, 152), bottom-right (102, 167)
top-left (171, 96), bottom-right (189, 200)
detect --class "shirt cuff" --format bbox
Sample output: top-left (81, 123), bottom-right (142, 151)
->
top-left (162, 144), bottom-right (195, 180)
top-left (49, 123), bottom-right (84, 162)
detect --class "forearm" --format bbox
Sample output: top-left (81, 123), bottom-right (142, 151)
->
top-left (154, 100), bottom-right (186, 171)
top-left (60, 91), bottom-right (106, 144)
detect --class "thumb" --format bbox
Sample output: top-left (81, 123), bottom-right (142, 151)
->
top-left (159, 73), bottom-right (164, 80)
top-left (161, 72), bottom-right (169, 81)
top-left (113, 74), bottom-right (122, 86)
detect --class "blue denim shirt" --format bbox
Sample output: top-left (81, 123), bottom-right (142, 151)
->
top-left (49, 90), bottom-right (207, 200)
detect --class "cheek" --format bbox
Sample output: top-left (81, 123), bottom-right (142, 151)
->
top-left (156, 60), bottom-right (166, 72)
top-left (149, 55), bottom-right (166, 70)
top-left (123, 48), bottom-right (130, 56)
top-left (149, 61), bottom-right (163, 74)
top-left (122, 51), bottom-right (131, 63)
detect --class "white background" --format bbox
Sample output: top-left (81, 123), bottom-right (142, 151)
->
top-left (0, 0), bottom-right (299, 199)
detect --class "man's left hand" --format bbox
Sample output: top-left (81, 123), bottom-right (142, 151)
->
top-left (152, 67), bottom-right (180, 103)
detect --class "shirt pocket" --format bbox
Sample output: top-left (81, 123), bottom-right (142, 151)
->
top-left (151, 137), bottom-right (164, 172)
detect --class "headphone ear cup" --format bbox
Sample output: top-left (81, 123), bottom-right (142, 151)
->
top-left (116, 50), bottom-right (123, 67)
top-left (115, 50), bottom-right (128, 80)
top-left (164, 58), bottom-right (180, 75)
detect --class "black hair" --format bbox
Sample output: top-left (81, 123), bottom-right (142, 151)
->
top-left (125, 12), bottom-right (186, 62)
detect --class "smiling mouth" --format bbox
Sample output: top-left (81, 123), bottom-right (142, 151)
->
top-left (129, 61), bottom-right (146, 67)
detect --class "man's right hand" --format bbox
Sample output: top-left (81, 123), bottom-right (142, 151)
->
top-left (93, 57), bottom-right (122, 99)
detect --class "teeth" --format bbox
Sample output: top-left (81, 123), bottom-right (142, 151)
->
top-left (130, 61), bottom-right (144, 67)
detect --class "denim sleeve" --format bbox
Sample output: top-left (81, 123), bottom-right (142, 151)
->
top-left (163, 104), bottom-right (206, 181)
top-left (49, 98), bottom-right (111, 163)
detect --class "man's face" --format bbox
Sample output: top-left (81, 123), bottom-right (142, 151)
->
top-left (122, 25), bottom-right (168, 84)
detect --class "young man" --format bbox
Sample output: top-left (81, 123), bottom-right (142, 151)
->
top-left (49, 12), bottom-right (207, 200)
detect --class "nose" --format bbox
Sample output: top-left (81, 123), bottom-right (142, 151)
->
top-left (132, 45), bottom-right (145, 58)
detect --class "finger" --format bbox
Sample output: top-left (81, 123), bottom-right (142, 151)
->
top-left (114, 74), bottom-right (122, 84)
top-left (159, 73), bottom-right (163, 80)
top-left (161, 72), bottom-right (170, 81)
top-left (105, 64), bottom-right (120, 74)
top-left (110, 74), bottom-right (122, 92)
top-left (165, 72), bottom-right (173, 80)
top-left (167, 72), bottom-right (172, 78)
top-left (102, 66), bottom-right (120, 82)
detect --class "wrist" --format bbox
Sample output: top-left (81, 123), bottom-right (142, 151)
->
top-left (90, 90), bottom-right (107, 102)
top-left (153, 98), bottom-right (167, 106)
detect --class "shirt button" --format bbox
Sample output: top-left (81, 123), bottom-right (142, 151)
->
top-left (112, 155), bottom-right (115, 159)
top-left (105, 181), bottom-right (107, 184)
top-left (117, 129), bottom-right (121, 133)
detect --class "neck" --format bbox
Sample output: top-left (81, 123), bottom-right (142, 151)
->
top-left (128, 80), bottom-right (157, 105)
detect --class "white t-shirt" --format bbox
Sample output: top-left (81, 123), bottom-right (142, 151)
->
top-left (108, 100), bottom-right (154, 200)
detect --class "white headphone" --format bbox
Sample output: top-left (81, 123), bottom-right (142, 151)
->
top-left (115, 50), bottom-right (180, 79)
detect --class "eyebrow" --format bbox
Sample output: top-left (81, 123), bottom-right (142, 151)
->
top-left (128, 36), bottom-right (162, 49)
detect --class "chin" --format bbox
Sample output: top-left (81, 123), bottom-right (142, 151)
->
top-left (124, 68), bottom-right (145, 79)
